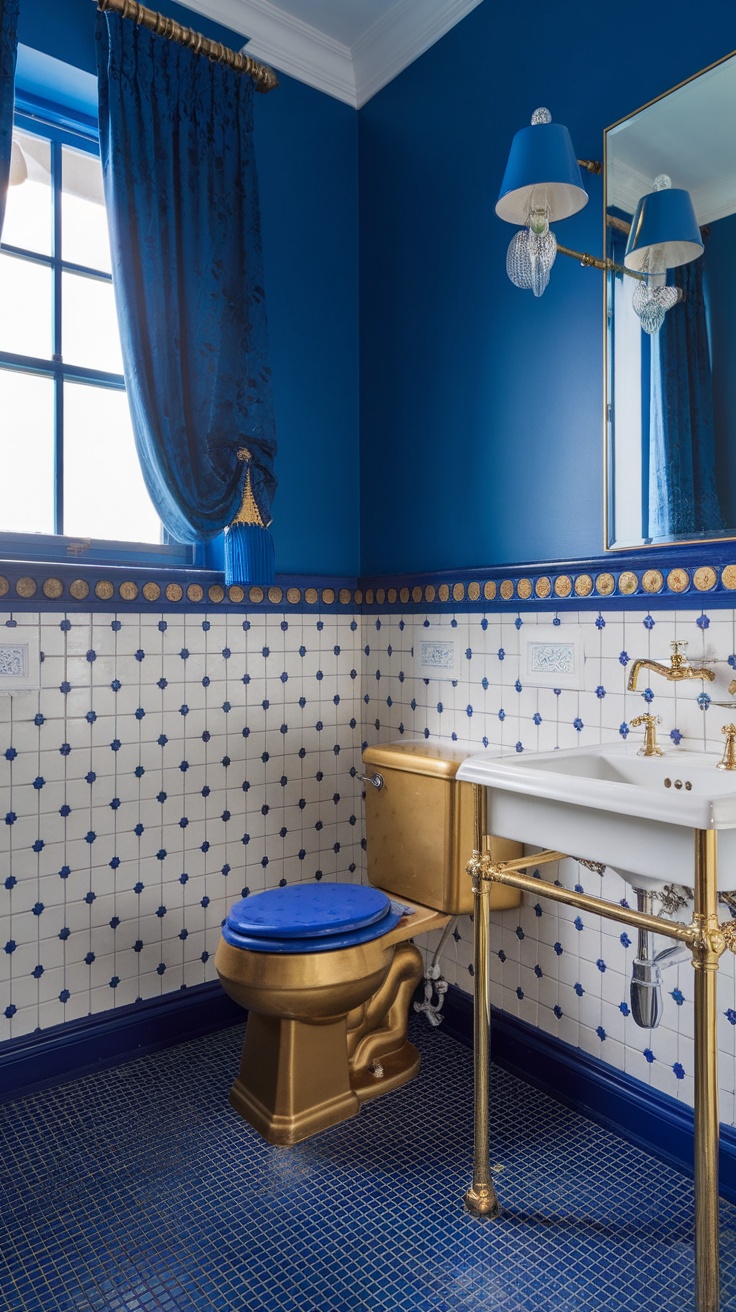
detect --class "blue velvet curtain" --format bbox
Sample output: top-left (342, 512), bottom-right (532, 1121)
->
top-left (0, 0), bottom-right (20, 239)
top-left (648, 255), bottom-right (724, 540)
top-left (96, 12), bottom-right (277, 574)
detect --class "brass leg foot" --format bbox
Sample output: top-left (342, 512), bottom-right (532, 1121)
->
top-left (464, 1183), bottom-right (501, 1219)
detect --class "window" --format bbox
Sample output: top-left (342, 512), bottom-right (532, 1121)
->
top-left (0, 106), bottom-right (191, 566)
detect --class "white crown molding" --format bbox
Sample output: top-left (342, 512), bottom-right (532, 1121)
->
top-left (176, 0), bottom-right (356, 105)
top-left (351, 0), bottom-right (484, 109)
top-left (177, 0), bottom-right (484, 109)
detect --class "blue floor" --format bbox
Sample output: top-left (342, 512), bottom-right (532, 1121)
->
top-left (1, 1018), bottom-right (736, 1312)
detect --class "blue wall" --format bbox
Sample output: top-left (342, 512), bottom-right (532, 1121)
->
top-left (18, 0), bottom-right (359, 577)
top-left (358, 0), bottom-right (736, 574)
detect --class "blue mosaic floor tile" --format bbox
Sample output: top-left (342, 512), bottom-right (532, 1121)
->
top-left (1, 1019), bottom-right (735, 1311)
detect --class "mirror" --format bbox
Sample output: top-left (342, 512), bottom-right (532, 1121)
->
top-left (605, 51), bottom-right (736, 549)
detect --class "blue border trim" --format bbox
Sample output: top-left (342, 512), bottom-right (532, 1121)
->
top-left (0, 563), bottom-right (360, 614)
top-left (0, 980), bottom-right (243, 1104)
top-left (4, 549), bottom-right (736, 616)
top-left (440, 984), bottom-right (736, 1205)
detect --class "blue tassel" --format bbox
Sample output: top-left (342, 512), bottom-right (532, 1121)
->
top-left (224, 523), bottom-right (275, 586)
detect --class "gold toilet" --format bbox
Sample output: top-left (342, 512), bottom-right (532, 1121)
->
top-left (215, 740), bottom-right (520, 1146)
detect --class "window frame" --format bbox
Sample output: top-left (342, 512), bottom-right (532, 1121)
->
top-left (0, 94), bottom-right (197, 571)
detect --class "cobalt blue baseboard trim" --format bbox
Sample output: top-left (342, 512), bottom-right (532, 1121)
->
top-left (0, 980), bottom-right (244, 1104)
top-left (439, 983), bottom-right (736, 1206)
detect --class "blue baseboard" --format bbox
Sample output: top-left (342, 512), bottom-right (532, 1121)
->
top-left (440, 983), bottom-right (736, 1206)
top-left (0, 981), bottom-right (244, 1104)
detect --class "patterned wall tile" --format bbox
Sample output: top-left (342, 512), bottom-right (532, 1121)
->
top-left (0, 609), bottom-right (365, 1042)
top-left (361, 607), bottom-right (736, 1123)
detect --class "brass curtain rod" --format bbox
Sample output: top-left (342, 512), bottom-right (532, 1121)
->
top-left (94, 0), bottom-right (279, 93)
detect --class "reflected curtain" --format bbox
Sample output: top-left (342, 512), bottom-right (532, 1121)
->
top-left (648, 256), bottom-right (724, 539)
top-left (96, 12), bottom-right (277, 580)
top-left (0, 0), bottom-right (20, 238)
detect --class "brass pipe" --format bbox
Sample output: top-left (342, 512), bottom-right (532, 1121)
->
top-left (94, 0), bottom-right (279, 93)
top-left (557, 243), bottom-right (645, 281)
top-left (473, 854), bottom-right (697, 946)
top-left (692, 829), bottom-right (724, 1312)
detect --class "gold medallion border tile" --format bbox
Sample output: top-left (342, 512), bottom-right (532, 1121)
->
top-left (5, 565), bottom-right (736, 613)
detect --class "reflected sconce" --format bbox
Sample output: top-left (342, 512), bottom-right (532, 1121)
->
top-left (624, 174), bottom-right (704, 334)
top-left (498, 112), bottom-right (703, 334)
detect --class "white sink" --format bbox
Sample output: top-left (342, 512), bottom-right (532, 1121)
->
top-left (456, 743), bottom-right (736, 892)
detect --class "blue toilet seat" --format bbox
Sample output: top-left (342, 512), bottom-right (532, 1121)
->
top-left (222, 883), bottom-right (409, 954)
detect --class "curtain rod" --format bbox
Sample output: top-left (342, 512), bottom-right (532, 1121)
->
top-left (94, 0), bottom-right (279, 93)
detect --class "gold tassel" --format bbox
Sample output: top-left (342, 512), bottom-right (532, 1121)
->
top-left (231, 448), bottom-right (265, 527)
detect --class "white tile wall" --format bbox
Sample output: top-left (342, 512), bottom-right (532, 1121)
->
top-left (0, 609), bottom-right (365, 1041)
top-left (361, 605), bottom-right (736, 1122)
top-left (4, 598), bottom-right (736, 1126)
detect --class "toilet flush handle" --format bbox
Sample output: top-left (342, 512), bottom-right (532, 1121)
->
top-left (360, 771), bottom-right (384, 791)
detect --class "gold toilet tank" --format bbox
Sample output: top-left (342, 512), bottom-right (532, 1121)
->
top-left (362, 741), bottom-right (521, 915)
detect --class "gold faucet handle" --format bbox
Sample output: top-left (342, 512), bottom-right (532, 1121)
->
top-left (717, 724), bottom-right (736, 772)
top-left (630, 713), bottom-right (663, 757)
top-left (670, 640), bottom-right (688, 669)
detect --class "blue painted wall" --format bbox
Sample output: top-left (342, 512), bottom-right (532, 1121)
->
top-left (18, 0), bottom-right (359, 576)
top-left (358, 0), bottom-right (736, 574)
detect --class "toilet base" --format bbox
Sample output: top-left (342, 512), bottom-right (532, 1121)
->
top-left (350, 1039), bottom-right (421, 1102)
top-left (229, 1012), bottom-right (361, 1146)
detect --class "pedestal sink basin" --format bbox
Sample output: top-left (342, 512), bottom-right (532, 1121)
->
top-left (456, 743), bottom-right (736, 892)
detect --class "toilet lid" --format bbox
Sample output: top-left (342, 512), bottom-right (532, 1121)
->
top-left (221, 883), bottom-right (411, 954)
top-left (221, 903), bottom-right (405, 954)
top-left (226, 883), bottom-right (392, 940)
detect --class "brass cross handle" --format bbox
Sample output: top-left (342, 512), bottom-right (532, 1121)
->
top-left (717, 724), bottom-right (736, 772)
top-left (630, 713), bottom-right (663, 757)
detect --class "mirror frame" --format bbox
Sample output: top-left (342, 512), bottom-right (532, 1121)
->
top-left (603, 45), bottom-right (736, 555)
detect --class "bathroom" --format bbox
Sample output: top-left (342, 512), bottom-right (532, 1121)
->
top-left (3, 0), bottom-right (736, 1308)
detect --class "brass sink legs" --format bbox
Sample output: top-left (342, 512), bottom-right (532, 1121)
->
top-left (464, 844), bottom-right (501, 1217)
top-left (464, 782), bottom-right (500, 1217)
top-left (464, 784), bottom-right (730, 1312)
top-left (693, 829), bottom-right (725, 1312)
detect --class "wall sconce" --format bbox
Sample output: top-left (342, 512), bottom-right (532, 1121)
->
top-left (497, 111), bottom-right (703, 334)
top-left (496, 108), bottom-right (589, 296)
top-left (624, 174), bottom-right (703, 334)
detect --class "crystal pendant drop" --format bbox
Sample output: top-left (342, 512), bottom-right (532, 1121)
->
top-left (631, 280), bottom-right (683, 335)
top-left (506, 228), bottom-right (557, 296)
top-left (507, 229), bottom-right (533, 289)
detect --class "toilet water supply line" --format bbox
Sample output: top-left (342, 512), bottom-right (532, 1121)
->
top-left (413, 918), bottom-right (458, 1027)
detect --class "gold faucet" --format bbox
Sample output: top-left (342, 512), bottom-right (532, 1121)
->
top-left (630, 713), bottom-right (663, 757)
top-left (718, 724), bottom-right (736, 771)
top-left (627, 640), bottom-right (716, 692)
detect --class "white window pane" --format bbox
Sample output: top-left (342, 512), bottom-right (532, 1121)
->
top-left (0, 253), bottom-right (53, 358)
top-left (62, 271), bottom-right (123, 374)
top-left (0, 369), bottom-right (55, 534)
top-left (2, 128), bottom-right (52, 256)
top-left (63, 382), bottom-right (161, 543)
top-left (61, 145), bottom-right (111, 274)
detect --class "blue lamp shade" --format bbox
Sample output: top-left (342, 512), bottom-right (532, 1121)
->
top-left (496, 119), bottom-right (588, 225)
top-left (624, 186), bottom-right (703, 273)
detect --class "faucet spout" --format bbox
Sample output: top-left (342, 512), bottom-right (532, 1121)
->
top-left (627, 641), bottom-right (715, 691)
top-left (627, 659), bottom-right (670, 691)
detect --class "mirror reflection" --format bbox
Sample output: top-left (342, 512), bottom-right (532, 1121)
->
top-left (605, 52), bottom-right (736, 549)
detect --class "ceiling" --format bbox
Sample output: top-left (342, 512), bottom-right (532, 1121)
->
top-left (178, 0), bottom-right (484, 108)
top-left (607, 53), bottom-right (736, 227)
